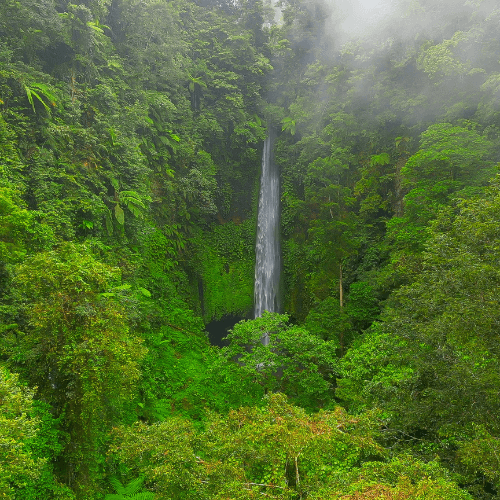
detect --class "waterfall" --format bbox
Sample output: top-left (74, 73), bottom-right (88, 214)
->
top-left (254, 134), bottom-right (281, 344)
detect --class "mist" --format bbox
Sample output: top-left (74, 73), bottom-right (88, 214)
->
top-left (334, 0), bottom-right (396, 39)
top-left (323, 0), bottom-right (485, 49)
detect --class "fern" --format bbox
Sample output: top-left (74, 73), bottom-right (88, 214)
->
top-left (24, 83), bottom-right (57, 113)
top-left (105, 476), bottom-right (155, 500)
top-left (105, 496), bottom-right (156, 500)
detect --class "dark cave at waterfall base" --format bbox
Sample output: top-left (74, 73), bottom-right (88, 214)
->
top-left (205, 315), bottom-right (244, 347)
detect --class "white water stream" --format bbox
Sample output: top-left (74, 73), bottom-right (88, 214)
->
top-left (254, 134), bottom-right (281, 344)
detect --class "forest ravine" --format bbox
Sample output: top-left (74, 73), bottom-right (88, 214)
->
top-left (1, 0), bottom-right (500, 498)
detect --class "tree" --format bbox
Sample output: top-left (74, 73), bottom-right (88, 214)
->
top-left (339, 177), bottom-right (500, 497)
top-left (222, 312), bottom-right (338, 409)
top-left (0, 366), bottom-right (44, 499)
top-left (109, 393), bottom-right (383, 500)
top-left (321, 455), bottom-right (473, 500)
top-left (8, 243), bottom-right (147, 497)
top-left (403, 121), bottom-right (494, 192)
top-left (304, 281), bottom-right (379, 350)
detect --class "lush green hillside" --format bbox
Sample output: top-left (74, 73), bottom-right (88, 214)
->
top-left (1, 0), bottom-right (500, 498)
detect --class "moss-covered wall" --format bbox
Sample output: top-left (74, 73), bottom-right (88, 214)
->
top-left (192, 219), bottom-right (256, 321)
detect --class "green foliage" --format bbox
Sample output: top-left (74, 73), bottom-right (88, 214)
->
top-left (281, 116), bottom-right (296, 135)
top-left (111, 183), bottom-right (151, 228)
top-left (197, 346), bottom-right (266, 413)
top-left (458, 425), bottom-right (500, 491)
top-left (109, 394), bottom-right (383, 499)
top-left (0, 187), bottom-right (54, 262)
top-left (8, 243), bottom-right (147, 497)
top-left (0, 116), bottom-right (23, 183)
top-left (222, 312), bottom-right (338, 409)
top-left (2, 0), bottom-right (500, 498)
top-left (137, 307), bottom-right (210, 421)
top-left (192, 220), bottom-right (255, 321)
top-left (416, 29), bottom-right (482, 83)
top-left (345, 281), bottom-right (379, 333)
top-left (339, 178), bottom-right (500, 498)
top-left (0, 365), bottom-right (44, 499)
top-left (319, 455), bottom-right (473, 499)
top-left (403, 121), bottom-right (494, 189)
top-left (110, 394), bottom-right (471, 499)
top-left (105, 476), bottom-right (155, 500)
top-left (304, 282), bottom-right (378, 348)
top-left (108, 416), bottom-right (202, 499)
top-left (24, 82), bottom-right (57, 114)
top-left (15, 400), bottom-right (76, 500)
top-left (304, 296), bottom-right (345, 343)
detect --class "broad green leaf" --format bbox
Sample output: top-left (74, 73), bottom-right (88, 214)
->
top-left (115, 204), bottom-right (125, 225)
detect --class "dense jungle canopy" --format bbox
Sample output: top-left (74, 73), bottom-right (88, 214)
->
top-left (2, 0), bottom-right (500, 498)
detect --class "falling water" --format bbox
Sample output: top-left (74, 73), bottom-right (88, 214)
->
top-left (254, 134), bottom-right (281, 344)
